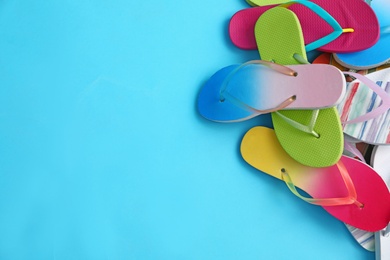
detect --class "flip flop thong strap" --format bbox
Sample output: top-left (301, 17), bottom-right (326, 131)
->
top-left (279, 0), bottom-right (346, 52)
top-left (220, 60), bottom-right (297, 114)
top-left (292, 53), bottom-right (310, 64)
top-left (274, 109), bottom-right (320, 138)
top-left (281, 160), bottom-right (363, 207)
top-left (342, 72), bottom-right (390, 125)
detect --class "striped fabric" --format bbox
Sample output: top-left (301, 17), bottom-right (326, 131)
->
top-left (337, 75), bottom-right (390, 144)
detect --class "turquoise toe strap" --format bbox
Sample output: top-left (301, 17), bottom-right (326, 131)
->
top-left (280, 0), bottom-right (353, 52)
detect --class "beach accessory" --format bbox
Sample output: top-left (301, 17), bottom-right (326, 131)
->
top-left (197, 60), bottom-right (345, 122)
top-left (229, 0), bottom-right (379, 52)
top-left (240, 126), bottom-right (390, 232)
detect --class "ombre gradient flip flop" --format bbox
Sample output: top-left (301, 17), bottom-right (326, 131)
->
top-left (197, 60), bottom-right (345, 122)
top-left (240, 126), bottom-right (390, 232)
top-left (229, 0), bottom-right (379, 53)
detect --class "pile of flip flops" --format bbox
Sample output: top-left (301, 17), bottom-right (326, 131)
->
top-left (197, 0), bottom-right (390, 258)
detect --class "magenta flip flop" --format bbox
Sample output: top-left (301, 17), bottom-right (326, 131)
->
top-left (229, 0), bottom-right (379, 53)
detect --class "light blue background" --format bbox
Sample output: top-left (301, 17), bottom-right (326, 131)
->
top-left (0, 1), bottom-right (374, 259)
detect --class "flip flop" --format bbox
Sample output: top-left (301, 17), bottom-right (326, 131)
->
top-left (197, 60), bottom-right (345, 122)
top-left (229, 0), bottom-right (379, 53)
top-left (333, 0), bottom-right (390, 70)
top-left (255, 6), bottom-right (344, 167)
top-left (338, 69), bottom-right (390, 145)
top-left (240, 126), bottom-right (390, 232)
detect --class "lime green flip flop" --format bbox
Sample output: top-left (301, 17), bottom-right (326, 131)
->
top-left (245, 0), bottom-right (287, 7)
top-left (255, 7), bottom-right (344, 167)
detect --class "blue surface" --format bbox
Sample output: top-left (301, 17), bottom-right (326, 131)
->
top-left (0, 1), bottom-right (374, 259)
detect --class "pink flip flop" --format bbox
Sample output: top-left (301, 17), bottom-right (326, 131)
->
top-left (229, 0), bottom-right (379, 53)
top-left (241, 126), bottom-right (390, 232)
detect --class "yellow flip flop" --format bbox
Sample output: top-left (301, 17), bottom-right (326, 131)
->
top-left (240, 126), bottom-right (390, 232)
